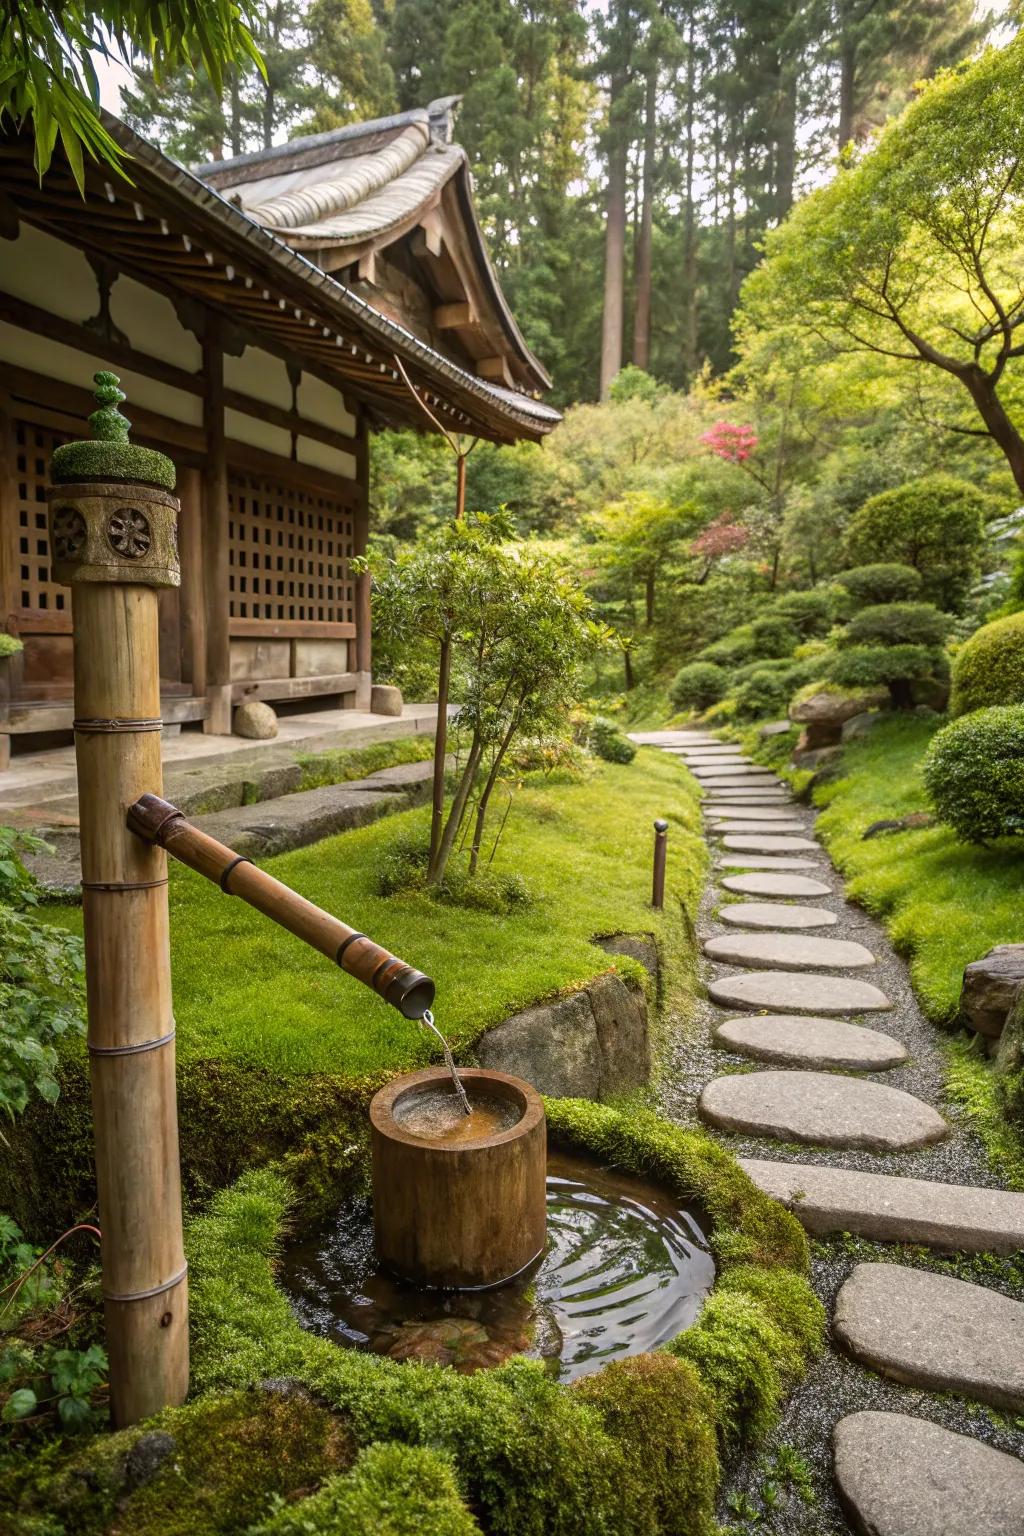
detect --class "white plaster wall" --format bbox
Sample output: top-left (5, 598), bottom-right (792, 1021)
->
top-left (224, 407), bottom-right (291, 458)
top-left (108, 277), bottom-right (202, 371)
top-left (224, 346), bottom-right (293, 409)
top-left (0, 322), bottom-right (202, 426)
top-left (0, 223), bottom-right (97, 323)
top-left (296, 370), bottom-right (356, 436)
top-left (296, 435), bottom-right (357, 480)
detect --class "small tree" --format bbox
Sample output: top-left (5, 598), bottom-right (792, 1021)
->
top-left (369, 516), bottom-right (599, 886)
top-left (843, 476), bottom-right (990, 610)
top-left (831, 601), bottom-right (952, 709)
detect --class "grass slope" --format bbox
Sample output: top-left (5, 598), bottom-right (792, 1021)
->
top-left (48, 749), bottom-right (705, 1080)
top-left (809, 717), bottom-right (1024, 1024)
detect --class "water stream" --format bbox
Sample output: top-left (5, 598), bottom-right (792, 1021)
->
top-left (419, 1009), bottom-right (471, 1116)
top-left (280, 1152), bottom-right (715, 1380)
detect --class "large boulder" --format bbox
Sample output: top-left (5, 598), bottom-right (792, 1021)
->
top-left (961, 944), bottom-right (1024, 1039)
top-left (232, 700), bottom-right (278, 740)
top-left (371, 683), bottom-right (403, 716)
top-left (790, 687), bottom-right (888, 747)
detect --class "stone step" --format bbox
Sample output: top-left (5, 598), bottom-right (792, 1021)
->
top-left (718, 902), bottom-right (837, 930)
top-left (705, 794), bottom-right (794, 806)
top-left (739, 1159), bottom-right (1024, 1254)
top-left (714, 1015), bottom-right (906, 1070)
top-left (709, 969), bottom-right (892, 1013)
top-left (710, 819), bottom-right (806, 835)
top-left (720, 833), bottom-right (819, 853)
top-left (721, 872), bottom-right (833, 897)
top-left (704, 931), bottom-right (875, 969)
top-left (699, 1071), bottom-right (947, 1151)
top-left (630, 731), bottom-right (718, 744)
top-left (834, 1263), bottom-right (1024, 1411)
top-left (715, 855), bottom-right (824, 871)
top-left (833, 1412), bottom-right (1024, 1536)
top-left (690, 764), bottom-right (769, 779)
top-left (705, 806), bottom-right (804, 822)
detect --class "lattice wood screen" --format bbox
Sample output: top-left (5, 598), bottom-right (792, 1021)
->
top-left (13, 417), bottom-right (70, 624)
top-left (227, 471), bottom-right (355, 625)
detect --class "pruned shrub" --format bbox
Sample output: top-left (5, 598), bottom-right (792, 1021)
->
top-left (670, 662), bottom-right (728, 712)
top-left (836, 563), bottom-right (923, 608)
top-left (840, 603), bottom-right (952, 650)
top-left (923, 706), bottom-right (1024, 843)
top-left (590, 716), bottom-right (637, 763)
top-left (843, 476), bottom-right (991, 610)
top-left (697, 627), bottom-right (756, 667)
top-left (748, 616), bottom-right (799, 658)
top-left (950, 611), bottom-right (1024, 716)
top-left (770, 588), bottom-right (837, 636)
top-left (829, 643), bottom-right (948, 698)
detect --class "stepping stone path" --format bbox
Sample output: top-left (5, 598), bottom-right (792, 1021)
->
top-left (703, 931), bottom-right (875, 969)
top-left (834, 1264), bottom-right (1024, 1411)
top-left (699, 1070), bottom-right (948, 1151)
top-left (631, 725), bottom-right (1024, 1530)
top-left (722, 872), bottom-right (832, 896)
top-left (834, 1413), bottom-right (1024, 1536)
top-left (717, 901), bottom-right (837, 930)
top-left (715, 1015), bottom-right (907, 1070)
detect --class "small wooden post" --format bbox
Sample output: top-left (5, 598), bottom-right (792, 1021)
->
top-left (47, 372), bottom-right (188, 1426)
top-left (652, 818), bottom-right (668, 910)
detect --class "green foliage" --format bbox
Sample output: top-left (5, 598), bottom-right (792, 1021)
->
top-left (0, 828), bottom-right (85, 1120)
top-left (589, 716), bottom-right (637, 763)
top-left (922, 706), bottom-right (1024, 844)
top-left (296, 735), bottom-right (433, 793)
top-left (844, 477), bottom-right (990, 610)
top-left (748, 616), bottom-right (799, 658)
top-left (812, 716), bottom-right (1024, 1022)
top-left (840, 602), bottom-right (952, 649)
top-left (836, 563), bottom-right (924, 608)
top-left (950, 611), bottom-right (1024, 715)
top-left (0, 1), bottom-right (263, 190)
top-left (376, 832), bottom-right (533, 915)
top-left (670, 662), bottom-right (728, 712)
top-left (770, 589), bottom-right (837, 636)
top-left (830, 643), bottom-right (947, 690)
top-left (731, 668), bottom-right (798, 721)
top-left (250, 1442), bottom-right (480, 1536)
top-left (698, 629), bottom-right (758, 667)
top-left (0, 635), bottom-right (23, 660)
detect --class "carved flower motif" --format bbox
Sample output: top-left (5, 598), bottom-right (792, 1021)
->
top-left (107, 508), bottom-right (151, 559)
top-left (51, 506), bottom-right (87, 561)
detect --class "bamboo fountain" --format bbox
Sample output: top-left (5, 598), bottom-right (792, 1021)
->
top-left (48, 375), bottom-right (546, 1424)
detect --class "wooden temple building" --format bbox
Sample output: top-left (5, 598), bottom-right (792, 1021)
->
top-left (0, 97), bottom-right (558, 769)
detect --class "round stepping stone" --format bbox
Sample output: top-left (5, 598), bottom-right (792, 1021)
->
top-left (699, 1071), bottom-right (947, 1150)
top-left (835, 1263), bottom-right (1024, 1411)
top-left (704, 931), bottom-right (875, 969)
top-left (712, 820), bottom-right (805, 835)
top-left (722, 872), bottom-right (832, 897)
top-left (833, 1412), bottom-right (1024, 1536)
top-left (714, 1015), bottom-right (907, 1070)
top-left (708, 969), bottom-right (892, 1013)
top-left (721, 834), bottom-right (819, 853)
top-left (718, 902), bottom-right (837, 930)
top-left (715, 855), bottom-right (822, 871)
top-left (706, 807), bottom-right (802, 821)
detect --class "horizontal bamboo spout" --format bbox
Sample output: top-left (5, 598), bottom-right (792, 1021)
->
top-left (127, 792), bottom-right (435, 1019)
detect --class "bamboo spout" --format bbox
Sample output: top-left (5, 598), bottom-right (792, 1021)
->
top-left (127, 792), bottom-right (435, 1019)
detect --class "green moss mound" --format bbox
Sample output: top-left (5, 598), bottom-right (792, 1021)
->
top-left (836, 562), bottom-right (923, 608)
top-left (670, 661), bottom-right (727, 711)
top-left (951, 611), bottom-right (1024, 716)
top-left (923, 706), bottom-right (1024, 844)
top-left (250, 1443), bottom-right (481, 1536)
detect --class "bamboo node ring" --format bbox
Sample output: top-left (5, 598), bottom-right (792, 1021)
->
top-left (104, 1262), bottom-right (188, 1305)
top-left (81, 877), bottom-right (170, 892)
top-left (219, 854), bottom-right (253, 892)
top-left (74, 717), bottom-right (164, 733)
top-left (335, 932), bottom-right (367, 965)
top-left (88, 1028), bottom-right (176, 1058)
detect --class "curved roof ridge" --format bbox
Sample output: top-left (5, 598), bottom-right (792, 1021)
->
top-left (246, 120), bottom-right (430, 231)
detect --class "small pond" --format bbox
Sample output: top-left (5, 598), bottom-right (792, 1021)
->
top-left (279, 1151), bottom-right (715, 1381)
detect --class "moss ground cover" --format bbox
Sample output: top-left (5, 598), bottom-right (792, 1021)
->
top-left (294, 733), bottom-right (434, 792)
top-left (47, 749), bottom-right (704, 1080)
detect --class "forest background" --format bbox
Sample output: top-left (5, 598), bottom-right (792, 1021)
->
top-left (122, 0), bottom-right (1024, 718)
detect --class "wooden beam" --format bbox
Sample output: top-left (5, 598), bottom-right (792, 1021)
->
top-left (434, 302), bottom-right (477, 331)
top-left (357, 249), bottom-right (377, 285)
top-left (231, 671), bottom-right (359, 704)
top-left (354, 413), bottom-right (371, 700)
top-left (412, 212), bottom-right (444, 259)
top-left (202, 322), bottom-right (232, 734)
top-left (178, 467), bottom-right (206, 695)
top-left (228, 618), bottom-right (355, 640)
top-left (477, 355), bottom-right (515, 389)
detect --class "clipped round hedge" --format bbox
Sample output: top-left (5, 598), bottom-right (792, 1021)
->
top-left (923, 705), bottom-right (1024, 843)
top-left (950, 611), bottom-right (1024, 716)
top-left (670, 662), bottom-right (728, 712)
top-left (843, 475), bottom-right (990, 610)
top-left (840, 602), bottom-right (951, 650)
top-left (590, 717), bottom-right (636, 763)
top-left (835, 563), bottom-right (923, 608)
top-left (748, 616), bottom-right (799, 658)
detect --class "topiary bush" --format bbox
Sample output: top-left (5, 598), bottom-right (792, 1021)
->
top-left (732, 668), bottom-right (799, 721)
top-left (829, 644), bottom-right (948, 706)
top-left (950, 611), bottom-right (1024, 716)
top-left (843, 475), bottom-right (991, 610)
top-left (670, 662), bottom-right (728, 712)
top-left (748, 616), bottom-right (799, 658)
top-left (840, 603), bottom-right (952, 650)
top-left (770, 588), bottom-right (837, 636)
top-left (590, 717), bottom-right (637, 763)
top-left (697, 627), bottom-right (757, 667)
top-left (835, 563), bottom-right (923, 608)
top-left (922, 706), bottom-right (1024, 843)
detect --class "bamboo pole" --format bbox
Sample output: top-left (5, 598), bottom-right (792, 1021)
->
top-left (127, 792), bottom-right (435, 1019)
top-left (47, 373), bottom-right (187, 1426)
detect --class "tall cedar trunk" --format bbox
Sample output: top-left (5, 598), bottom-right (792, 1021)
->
top-left (960, 368), bottom-right (1024, 495)
top-left (428, 634), bottom-right (452, 875)
top-left (682, 9), bottom-right (699, 381)
top-left (774, 64), bottom-right (798, 220)
top-left (600, 70), bottom-right (629, 400)
top-left (623, 643), bottom-right (635, 690)
top-left (632, 66), bottom-right (658, 371)
top-left (645, 570), bottom-right (655, 626)
top-left (838, 38), bottom-right (857, 148)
